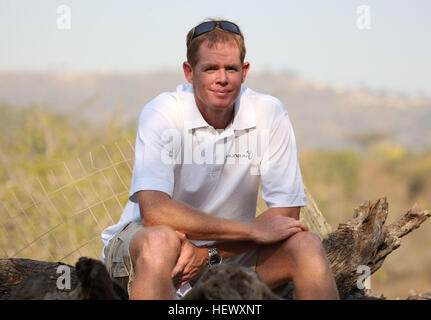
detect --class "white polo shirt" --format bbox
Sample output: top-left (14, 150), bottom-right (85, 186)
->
top-left (101, 84), bottom-right (307, 261)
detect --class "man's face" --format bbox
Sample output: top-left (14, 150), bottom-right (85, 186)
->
top-left (183, 40), bottom-right (250, 113)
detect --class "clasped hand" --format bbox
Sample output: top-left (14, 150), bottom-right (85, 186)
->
top-left (170, 215), bottom-right (309, 289)
top-left (171, 231), bottom-right (208, 290)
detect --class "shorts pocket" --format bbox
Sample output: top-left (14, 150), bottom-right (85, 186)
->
top-left (111, 261), bottom-right (130, 278)
top-left (110, 237), bottom-right (131, 278)
top-left (106, 222), bottom-right (142, 279)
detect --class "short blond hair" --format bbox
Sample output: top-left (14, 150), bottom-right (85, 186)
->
top-left (186, 18), bottom-right (246, 67)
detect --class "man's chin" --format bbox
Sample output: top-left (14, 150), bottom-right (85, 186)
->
top-left (209, 101), bottom-right (235, 110)
top-left (208, 96), bottom-right (237, 109)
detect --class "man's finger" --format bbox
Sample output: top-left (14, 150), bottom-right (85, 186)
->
top-left (287, 227), bottom-right (303, 237)
top-left (289, 220), bottom-right (308, 231)
top-left (171, 259), bottom-right (187, 279)
top-left (171, 265), bottom-right (184, 279)
top-left (298, 222), bottom-right (309, 231)
top-left (179, 278), bottom-right (190, 288)
top-left (172, 273), bottom-right (182, 285)
top-left (176, 231), bottom-right (186, 241)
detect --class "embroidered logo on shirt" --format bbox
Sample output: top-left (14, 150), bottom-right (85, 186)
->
top-left (225, 150), bottom-right (254, 161)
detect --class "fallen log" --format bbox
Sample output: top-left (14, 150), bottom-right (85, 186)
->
top-left (0, 197), bottom-right (429, 300)
top-left (0, 257), bottom-right (127, 300)
top-left (0, 258), bottom-right (78, 299)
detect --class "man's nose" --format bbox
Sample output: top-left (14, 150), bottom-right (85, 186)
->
top-left (216, 69), bottom-right (228, 86)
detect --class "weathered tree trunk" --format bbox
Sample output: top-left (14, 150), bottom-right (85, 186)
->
top-left (0, 257), bottom-right (127, 300)
top-left (0, 197), bottom-right (430, 300)
top-left (323, 197), bottom-right (430, 299)
top-left (0, 258), bottom-right (77, 299)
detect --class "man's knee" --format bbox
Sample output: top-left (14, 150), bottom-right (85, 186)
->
top-left (129, 225), bottom-right (180, 265)
top-left (281, 231), bottom-right (325, 261)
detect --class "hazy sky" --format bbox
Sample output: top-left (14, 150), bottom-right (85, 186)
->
top-left (1, 0), bottom-right (431, 95)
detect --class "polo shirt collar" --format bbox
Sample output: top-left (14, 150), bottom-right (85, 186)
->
top-left (232, 86), bottom-right (256, 131)
top-left (181, 84), bottom-right (256, 131)
top-left (178, 84), bottom-right (207, 130)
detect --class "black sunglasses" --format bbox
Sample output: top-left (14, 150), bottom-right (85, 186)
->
top-left (190, 21), bottom-right (242, 42)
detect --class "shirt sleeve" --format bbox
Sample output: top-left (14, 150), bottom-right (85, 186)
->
top-left (260, 112), bottom-right (307, 208)
top-left (128, 105), bottom-right (179, 203)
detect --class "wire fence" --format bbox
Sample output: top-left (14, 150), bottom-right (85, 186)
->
top-left (0, 136), bottom-right (330, 266)
top-left (0, 137), bottom-right (135, 266)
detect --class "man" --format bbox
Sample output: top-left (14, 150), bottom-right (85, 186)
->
top-left (101, 19), bottom-right (339, 300)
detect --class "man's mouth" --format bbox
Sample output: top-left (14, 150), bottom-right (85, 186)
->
top-left (211, 90), bottom-right (231, 97)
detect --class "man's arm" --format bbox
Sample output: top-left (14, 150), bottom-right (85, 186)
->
top-left (138, 190), bottom-right (253, 241)
top-left (137, 190), bottom-right (307, 245)
top-left (215, 206), bottom-right (302, 260)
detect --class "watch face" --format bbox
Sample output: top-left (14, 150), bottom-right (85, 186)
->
top-left (210, 254), bottom-right (221, 265)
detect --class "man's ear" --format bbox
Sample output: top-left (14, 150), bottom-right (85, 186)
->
top-left (241, 62), bottom-right (250, 83)
top-left (183, 61), bottom-right (194, 84)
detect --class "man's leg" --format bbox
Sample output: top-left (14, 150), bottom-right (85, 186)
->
top-left (255, 231), bottom-right (340, 300)
top-left (128, 225), bottom-right (181, 300)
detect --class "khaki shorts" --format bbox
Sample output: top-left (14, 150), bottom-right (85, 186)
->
top-left (104, 221), bottom-right (260, 297)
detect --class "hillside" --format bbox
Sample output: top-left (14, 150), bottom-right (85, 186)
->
top-left (1, 71), bottom-right (430, 151)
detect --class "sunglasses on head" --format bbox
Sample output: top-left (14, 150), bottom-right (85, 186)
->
top-left (190, 21), bottom-right (242, 42)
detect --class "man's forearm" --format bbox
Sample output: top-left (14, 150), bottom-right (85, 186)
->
top-left (213, 207), bottom-right (301, 260)
top-left (141, 197), bottom-right (256, 242)
top-left (139, 190), bottom-right (304, 249)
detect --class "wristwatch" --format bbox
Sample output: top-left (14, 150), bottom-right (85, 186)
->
top-left (207, 247), bottom-right (223, 267)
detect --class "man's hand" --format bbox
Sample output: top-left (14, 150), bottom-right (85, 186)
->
top-left (171, 231), bottom-right (208, 289)
top-left (250, 215), bottom-right (309, 244)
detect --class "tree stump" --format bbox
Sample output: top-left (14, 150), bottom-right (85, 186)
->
top-left (0, 197), bottom-right (430, 300)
